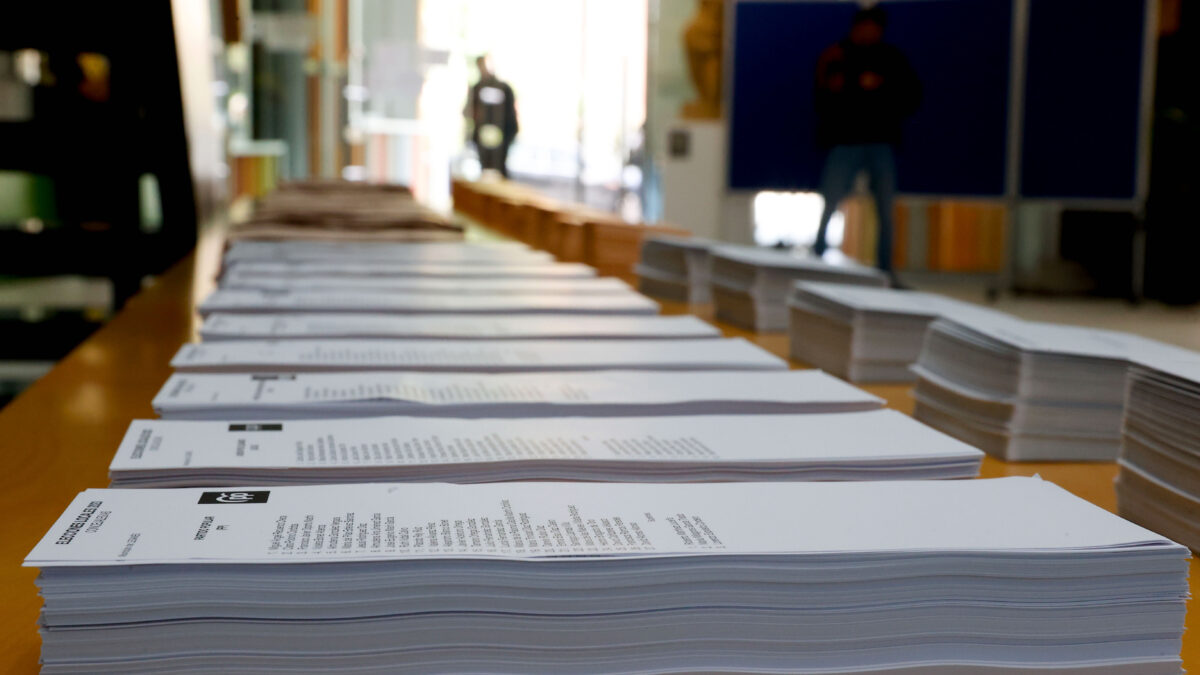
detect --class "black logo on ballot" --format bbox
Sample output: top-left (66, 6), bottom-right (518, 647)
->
top-left (199, 491), bottom-right (270, 504)
top-left (228, 423), bottom-right (283, 432)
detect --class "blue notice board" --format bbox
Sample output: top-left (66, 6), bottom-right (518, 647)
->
top-left (728, 0), bottom-right (1013, 196)
top-left (1019, 0), bottom-right (1147, 200)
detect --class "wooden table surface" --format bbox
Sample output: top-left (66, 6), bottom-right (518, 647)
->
top-left (0, 241), bottom-right (1195, 672)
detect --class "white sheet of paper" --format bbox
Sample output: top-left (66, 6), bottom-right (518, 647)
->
top-left (200, 314), bottom-right (721, 341)
top-left (224, 240), bottom-right (546, 265)
top-left (712, 246), bottom-right (888, 278)
top-left (791, 282), bottom-right (1010, 320)
top-left (225, 261), bottom-right (597, 279)
top-left (1131, 356), bottom-right (1200, 383)
top-left (198, 289), bottom-right (659, 316)
top-left (219, 274), bottom-right (633, 295)
top-left (937, 316), bottom-right (1198, 362)
top-left (27, 477), bottom-right (1178, 567)
top-left (168, 338), bottom-right (786, 373)
top-left (109, 410), bottom-right (982, 473)
top-left (152, 369), bottom-right (883, 419)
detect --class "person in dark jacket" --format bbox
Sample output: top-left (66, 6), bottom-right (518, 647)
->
top-left (466, 55), bottom-right (519, 178)
top-left (811, 6), bottom-right (921, 276)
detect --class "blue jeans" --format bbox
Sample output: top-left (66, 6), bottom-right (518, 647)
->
top-left (813, 143), bottom-right (897, 273)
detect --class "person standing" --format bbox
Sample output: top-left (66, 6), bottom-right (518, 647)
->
top-left (466, 55), bottom-right (519, 178)
top-left (811, 6), bottom-right (921, 279)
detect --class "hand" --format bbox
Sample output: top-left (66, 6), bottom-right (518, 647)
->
top-left (859, 71), bottom-right (883, 90)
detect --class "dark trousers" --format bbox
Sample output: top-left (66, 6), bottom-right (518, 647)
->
top-left (479, 142), bottom-right (511, 178)
top-left (813, 143), bottom-right (897, 273)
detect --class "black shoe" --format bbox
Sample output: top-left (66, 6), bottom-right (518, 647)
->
top-left (885, 272), bottom-right (911, 290)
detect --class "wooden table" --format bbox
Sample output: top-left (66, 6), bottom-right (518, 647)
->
top-left (0, 243), bottom-right (1194, 672)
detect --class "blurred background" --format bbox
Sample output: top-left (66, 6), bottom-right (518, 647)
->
top-left (0, 0), bottom-right (1196, 403)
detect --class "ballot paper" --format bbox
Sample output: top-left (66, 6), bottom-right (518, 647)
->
top-left (219, 273), bottom-right (634, 295)
top-left (711, 246), bottom-right (889, 332)
top-left (1118, 357), bottom-right (1200, 552)
top-left (168, 338), bottom-right (787, 373)
top-left (199, 314), bottom-right (721, 341)
top-left (223, 240), bottom-right (543, 265)
top-left (911, 316), bottom-right (1195, 461)
top-left (788, 282), bottom-right (1013, 382)
top-left (27, 478), bottom-right (1189, 674)
top-left (198, 289), bottom-right (659, 316)
top-left (224, 247), bottom-right (553, 267)
top-left (224, 223), bottom-right (465, 243)
top-left (225, 261), bottom-right (598, 279)
top-left (635, 235), bottom-right (714, 304)
top-left (226, 184), bottom-right (460, 244)
top-left (152, 369), bottom-right (883, 419)
top-left (108, 409), bottom-right (984, 487)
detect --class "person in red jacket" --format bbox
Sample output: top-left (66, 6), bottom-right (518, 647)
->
top-left (811, 6), bottom-right (921, 279)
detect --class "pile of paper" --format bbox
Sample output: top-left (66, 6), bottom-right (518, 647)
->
top-left (197, 289), bottom-right (660, 316)
top-left (28, 478), bottom-right (1189, 673)
top-left (108, 409), bottom-right (984, 487)
top-left (225, 260), bottom-right (598, 279)
top-left (227, 182), bottom-right (463, 242)
top-left (788, 282), bottom-right (1012, 382)
top-left (1118, 357), bottom-right (1200, 552)
top-left (152, 369), bottom-right (883, 419)
top-left (199, 314), bottom-right (721, 341)
top-left (911, 316), bottom-right (1185, 461)
top-left (228, 222), bottom-right (464, 243)
top-left (711, 247), bottom-right (888, 332)
top-left (222, 240), bottom-right (548, 266)
top-left (219, 274), bottom-right (633, 296)
top-left (168, 338), bottom-right (788, 373)
top-left (634, 235), bottom-right (713, 304)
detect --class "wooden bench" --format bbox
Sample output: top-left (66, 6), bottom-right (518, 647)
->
top-left (583, 218), bottom-right (691, 281)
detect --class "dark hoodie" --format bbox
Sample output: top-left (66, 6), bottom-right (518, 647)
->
top-left (814, 39), bottom-right (922, 147)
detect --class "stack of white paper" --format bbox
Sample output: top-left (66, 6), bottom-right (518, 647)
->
top-left (911, 316), bottom-right (1189, 461)
top-left (788, 282), bottom-right (1012, 382)
top-left (198, 289), bottom-right (659, 316)
top-left (635, 235), bottom-right (714, 304)
top-left (168, 338), bottom-right (787, 373)
top-left (223, 240), bottom-right (541, 266)
top-left (219, 273), bottom-right (633, 295)
top-left (227, 222), bottom-right (464, 243)
top-left (108, 409), bottom-right (984, 487)
top-left (224, 246), bottom-right (553, 267)
top-left (27, 478), bottom-right (1189, 674)
top-left (710, 247), bottom-right (889, 332)
top-left (152, 369), bottom-right (883, 419)
top-left (226, 183), bottom-right (463, 242)
top-left (1117, 356), bottom-right (1200, 552)
top-left (225, 261), bottom-right (598, 279)
top-left (199, 314), bottom-right (721, 341)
